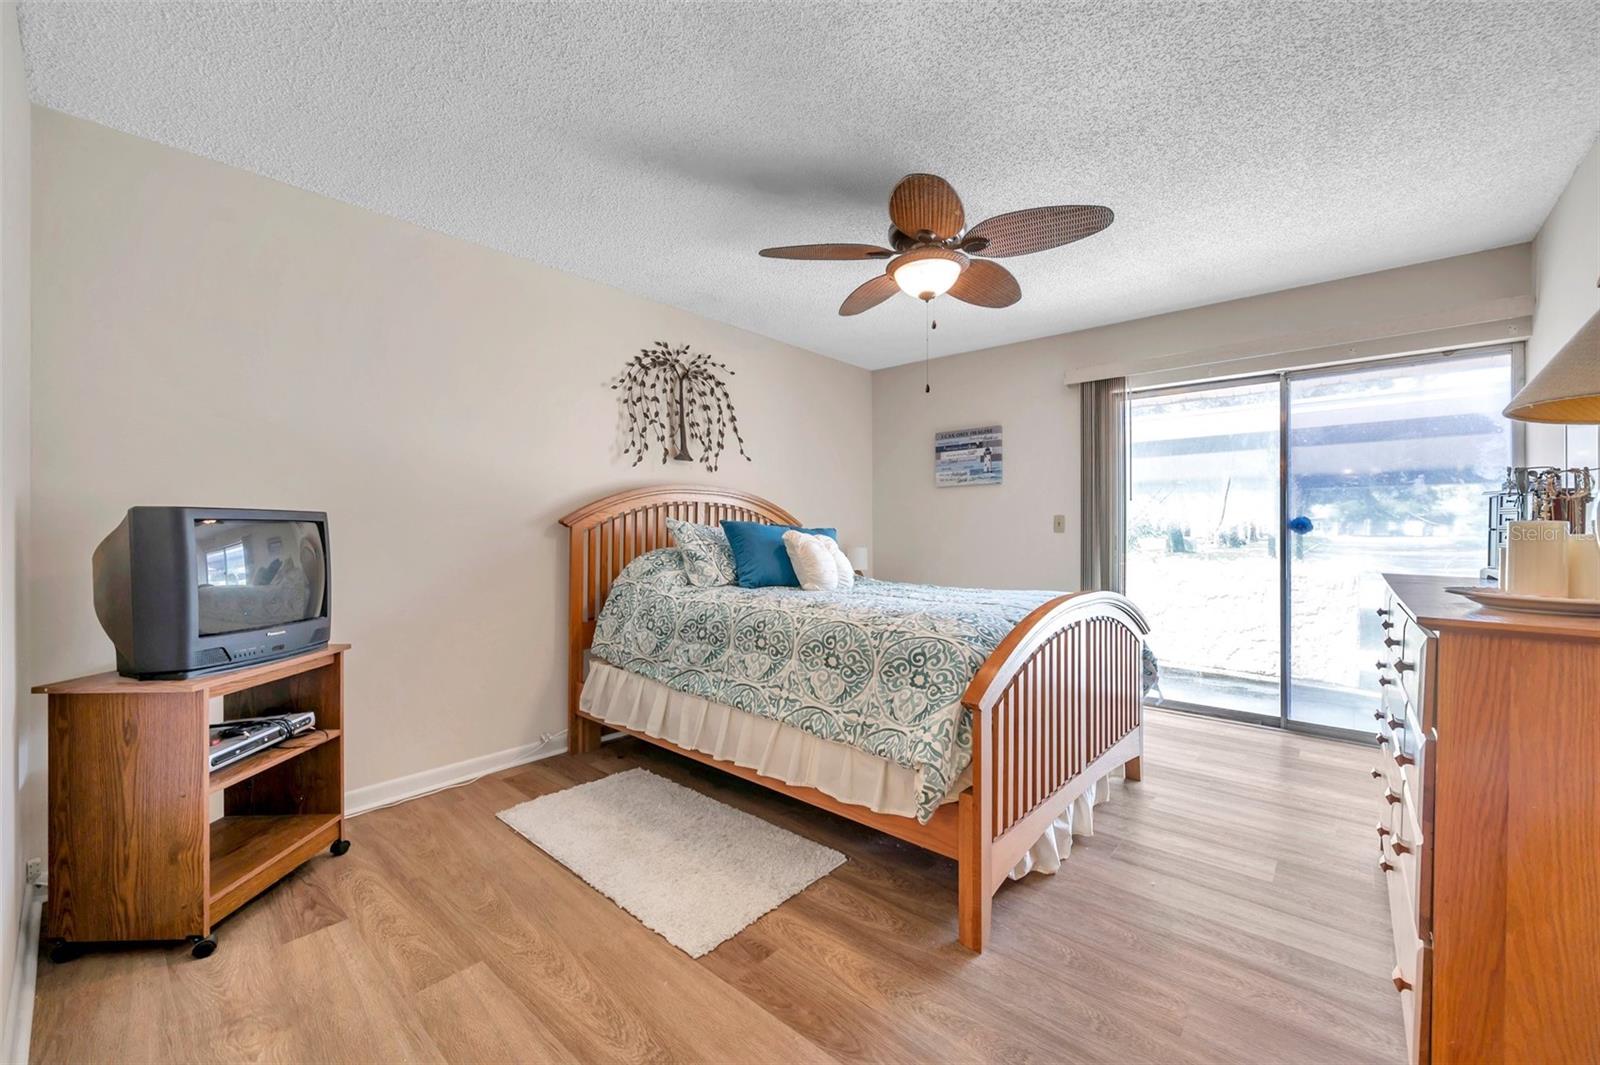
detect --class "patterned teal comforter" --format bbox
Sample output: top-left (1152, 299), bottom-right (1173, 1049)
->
top-left (589, 549), bottom-right (1056, 822)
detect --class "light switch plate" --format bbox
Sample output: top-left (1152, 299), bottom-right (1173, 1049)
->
top-left (1052, 514), bottom-right (1066, 533)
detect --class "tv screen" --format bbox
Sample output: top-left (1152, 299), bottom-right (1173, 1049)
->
top-left (193, 519), bottom-right (327, 636)
top-left (94, 506), bottom-right (332, 679)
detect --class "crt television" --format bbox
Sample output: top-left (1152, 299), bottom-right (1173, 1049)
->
top-left (93, 507), bottom-right (331, 679)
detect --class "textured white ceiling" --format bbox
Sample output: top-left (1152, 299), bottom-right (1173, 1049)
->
top-left (18, 1), bottom-right (1600, 369)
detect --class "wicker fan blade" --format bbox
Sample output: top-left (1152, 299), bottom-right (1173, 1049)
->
top-left (839, 273), bottom-right (901, 316)
top-left (962, 205), bottom-right (1114, 258)
top-left (888, 173), bottom-right (965, 241)
top-left (947, 260), bottom-right (1021, 308)
top-left (759, 243), bottom-right (894, 260)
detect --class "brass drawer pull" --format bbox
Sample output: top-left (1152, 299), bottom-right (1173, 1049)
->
top-left (1394, 660), bottom-right (1415, 673)
top-left (1392, 839), bottom-right (1413, 856)
top-left (1387, 716), bottom-right (1405, 730)
top-left (1392, 967), bottom-right (1412, 993)
top-left (1384, 789), bottom-right (1403, 806)
top-left (1376, 823), bottom-right (1391, 838)
top-left (1383, 637), bottom-right (1401, 649)
top-left (1394, 751), bottom-right (1415, 767)
top-left (1378, 676), bottom-right (1395, 686)
top-left (1379, 857), bottom-right (1395, 873)
top-left (1377, 607), bottom-right (1390, 617)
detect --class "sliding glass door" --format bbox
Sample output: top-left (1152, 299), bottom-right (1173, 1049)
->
top-left (1284, 351), bottom-right (1514, 731)
top-left (1127, 347), bottom-right (1515, 736)
top-left (1127, 380), bottom-right (1282, 723)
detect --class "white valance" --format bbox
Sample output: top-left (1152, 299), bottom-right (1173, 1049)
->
top-left (1053, 245), bottom-right (1532, 388)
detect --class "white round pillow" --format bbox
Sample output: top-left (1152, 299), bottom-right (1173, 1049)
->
top-left (781, 530), bottom-right (854, 592)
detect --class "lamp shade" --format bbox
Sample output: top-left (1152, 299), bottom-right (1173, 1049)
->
top-left (1504, 307), bottom-right (1600, 423)
top-left (890, 247), bottom-right (967, 301)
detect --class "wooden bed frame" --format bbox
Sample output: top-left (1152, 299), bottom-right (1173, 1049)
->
top-left (560, 485), bottom-right (1148, 952)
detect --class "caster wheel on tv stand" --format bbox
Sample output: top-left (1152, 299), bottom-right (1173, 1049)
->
top-left (189, 936), bottom-right (217, 960)
top-left (330, 838), bottom-right (351, 857)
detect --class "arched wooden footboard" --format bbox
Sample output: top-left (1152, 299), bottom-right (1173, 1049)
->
top-left (956, 592), bottom-right (1149, 951)
top-left (560, 486), bottom-right (1148, 953)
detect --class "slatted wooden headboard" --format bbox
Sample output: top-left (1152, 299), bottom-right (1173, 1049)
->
top-left (557, 485), bottom-right (800, 751)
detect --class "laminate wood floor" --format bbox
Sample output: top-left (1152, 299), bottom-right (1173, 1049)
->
top-left (30, 709), bottom-right (1405, 1064)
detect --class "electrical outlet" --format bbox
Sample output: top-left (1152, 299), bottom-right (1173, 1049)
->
top-left (1052, 514), bottom-right (1066, 534)
top-left (25, 858), bottom-right (42, 885)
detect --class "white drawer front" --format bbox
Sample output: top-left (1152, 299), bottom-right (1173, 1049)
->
top-left (1382, 835), bottom-right (1429, 1065)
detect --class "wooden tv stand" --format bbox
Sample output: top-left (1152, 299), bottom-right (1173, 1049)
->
top-left (35, 643), bottom-right (350, 960)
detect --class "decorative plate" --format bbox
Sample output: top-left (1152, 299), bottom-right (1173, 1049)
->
top-left (1444, 586), bottom-right (1600, 616)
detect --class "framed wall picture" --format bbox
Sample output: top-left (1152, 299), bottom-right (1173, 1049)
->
top-left (935, 425), bottom-right (1003, 486)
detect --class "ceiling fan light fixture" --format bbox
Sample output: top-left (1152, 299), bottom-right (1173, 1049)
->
top-left (890, 248), bottom-right (966, 301)
top-left (763, 173), bottom-right (1115, 316)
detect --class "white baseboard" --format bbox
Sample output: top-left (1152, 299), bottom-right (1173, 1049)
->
top-left (3, 882), bottom-right (44, 1065)
top-left (344, 731), bottom-right (568, 817)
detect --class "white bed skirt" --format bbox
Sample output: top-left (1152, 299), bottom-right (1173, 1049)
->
top-left (580, 661), bottom-right (1116, 881)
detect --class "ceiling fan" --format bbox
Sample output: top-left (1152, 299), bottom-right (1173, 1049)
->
top-left (759, 173), bottom-right (1113, 315)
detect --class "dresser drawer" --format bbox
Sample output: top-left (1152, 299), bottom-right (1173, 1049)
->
top-left (1400, 949), bottom-right (1430, 1065)
top-left (1380, 601), bottom-right (1433, 728)
top-left (1376, 692), bottom-right (1428, 795)
top-left (1375, 656), bottom-right (1420, 730)
top-left (1376, 706), bottom-right (1432, 934)
top-left (1382, 832), bottom-right (1431, 1065)
top-left (1381, 801), bottom-right (1427, 929)
top-left (1397, 653), bottom-right (1426, 723)
top-left (1382, 831), bottom-right (1423, 975)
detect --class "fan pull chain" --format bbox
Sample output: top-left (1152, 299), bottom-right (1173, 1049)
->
top-left (924, 300), bottom-right (938, 394)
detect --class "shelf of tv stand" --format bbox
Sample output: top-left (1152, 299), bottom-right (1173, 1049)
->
top-left (209, 813), bottom-right (342, 923)
top-left (209, 728), bottom-right (341, 793)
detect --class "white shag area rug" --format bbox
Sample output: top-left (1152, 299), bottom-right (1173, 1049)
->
top-left (497, 768), bottom-right (845, 957)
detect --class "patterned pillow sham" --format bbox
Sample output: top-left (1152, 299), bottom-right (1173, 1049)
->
top-left (664, 518), bottom-right (737, 587)
top-left (613, 547), bottom-right (689, 589)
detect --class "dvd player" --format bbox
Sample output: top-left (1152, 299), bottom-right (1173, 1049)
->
top-left (208, 711), bottom-right (317, 772)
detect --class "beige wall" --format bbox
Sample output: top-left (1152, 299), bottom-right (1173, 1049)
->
top-left (0, 2), bottom-right (28, 1052)
top-left (1528, 135), bottom-right (1600, 466)
top-left (29, 109), bottom-right (872, 797)
top-left (873, 351), bottom-right (1081, 590)
top-left (872, 245), bottom-right (1534, 589)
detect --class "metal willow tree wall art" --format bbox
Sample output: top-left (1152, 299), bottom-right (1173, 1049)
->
top-left (613, 341), bottom-right (750, 471)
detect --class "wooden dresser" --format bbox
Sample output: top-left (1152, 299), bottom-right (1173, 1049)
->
top-left (1375, 575), bottom-right (1599, 1064)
